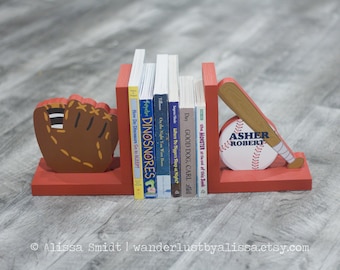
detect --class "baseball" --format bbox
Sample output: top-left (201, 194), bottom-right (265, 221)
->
top-left (219, 116), bottom-right (278, 170)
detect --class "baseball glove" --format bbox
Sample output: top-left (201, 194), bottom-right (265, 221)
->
top-left (34, 94), bottom-right (118, 173)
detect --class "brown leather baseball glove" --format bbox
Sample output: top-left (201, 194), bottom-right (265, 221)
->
top-left (34, 94), bottom-right (118, 173)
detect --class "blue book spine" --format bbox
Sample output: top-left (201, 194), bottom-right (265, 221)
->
top-left (153, 94), bottom-right (171, 198)
top-left (169, 101), bottom-right (181, 197)
top-left (140, 99), bottom-right (157, 198)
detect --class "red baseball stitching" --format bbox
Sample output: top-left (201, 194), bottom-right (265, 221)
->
top-left (251, 142), bottom-right (265, 170)
top-left (219, 119), bottom-right (244, 152)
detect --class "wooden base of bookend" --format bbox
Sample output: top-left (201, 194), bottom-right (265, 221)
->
top-left (209, 152), bottom-right (312, 193)
top-left (31, 158), bottom-right (133, 196)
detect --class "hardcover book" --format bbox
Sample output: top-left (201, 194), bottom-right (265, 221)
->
top-left (128, 49), bottom-right (145, 199)
top-left (139, 63), bottom-right (157, 198)
top-left (179, 76), bottom-right (197, 197)
top-left (168, 55), bottom-right (181, 197)
top-left (195, 80), bottom-right (207, 196)
top-left (153, 54), bottom-right (171, 198)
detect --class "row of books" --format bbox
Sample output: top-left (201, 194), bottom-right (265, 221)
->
top-left (127, 49), bottom-right (207, 199)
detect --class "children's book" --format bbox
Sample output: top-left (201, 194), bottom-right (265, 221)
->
top-left (153, 54), bottom-right (171, 198)
top-left (139, 63), bottom-right (157, 198)
top-left (195, 80), bottom-right (207, 196)
top-left (179, 76), bottom-right (196, 197)
top-left (128, 49), bottom-right (145, 199)
top-left (168, 55), bottom-right (181, 197)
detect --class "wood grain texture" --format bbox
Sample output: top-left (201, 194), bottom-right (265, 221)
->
top-left (0, 0), bottom-right (339, 269)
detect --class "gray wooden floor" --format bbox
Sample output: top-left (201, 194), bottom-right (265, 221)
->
top-left (1, 0), bottom-right (339, 269)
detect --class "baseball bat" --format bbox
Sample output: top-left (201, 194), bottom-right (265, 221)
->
top-left (218, 78), bottom-right (304, 169)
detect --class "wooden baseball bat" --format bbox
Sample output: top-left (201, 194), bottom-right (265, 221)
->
top-left (218, 78), bottom-right (304, 169)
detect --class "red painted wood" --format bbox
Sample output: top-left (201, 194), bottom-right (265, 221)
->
top-left (202, 63), bottom-right (312, 193)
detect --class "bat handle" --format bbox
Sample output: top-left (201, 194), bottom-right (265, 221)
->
top-left (272, 141), bottom-right (304, 169)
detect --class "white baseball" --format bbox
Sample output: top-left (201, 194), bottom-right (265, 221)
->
top-left (219, 116), bottom-right (278, 170)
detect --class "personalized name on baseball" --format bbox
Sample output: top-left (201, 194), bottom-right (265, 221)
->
top-left (229, 131), bottom-right (269, 146)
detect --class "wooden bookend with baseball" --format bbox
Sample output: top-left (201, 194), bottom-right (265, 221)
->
top-left (202, 63), bottom-right (312, 193)
top-left (31, 60), bottom-right (312, 196)
top-left (218, 79), bottom-right (304, 169)
top-left (31, 64), bottom-right (134, 196)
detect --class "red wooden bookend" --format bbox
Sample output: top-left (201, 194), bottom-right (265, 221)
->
top-left (202, 63), bottom-right (312, 193)
top-left (31, 64), bottom-right (134, 196)
top-left (31, 62), bottom-right (312, 196)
